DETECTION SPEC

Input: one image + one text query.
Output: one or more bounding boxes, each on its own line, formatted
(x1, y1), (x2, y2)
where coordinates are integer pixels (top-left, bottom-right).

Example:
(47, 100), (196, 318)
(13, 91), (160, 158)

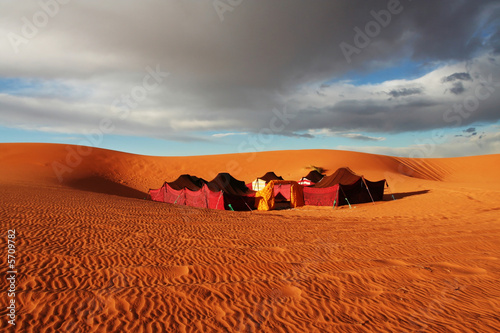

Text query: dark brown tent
(258, 172), (284, 182)
(167, 174), (207, 191)
(313, 167), (386, 206)
(314, 167), (361, 187)
(251, 172), (284, 191)
(302, 170), (324, 183)
(207, 173), (251, 195)
(206, 173), (255, 210)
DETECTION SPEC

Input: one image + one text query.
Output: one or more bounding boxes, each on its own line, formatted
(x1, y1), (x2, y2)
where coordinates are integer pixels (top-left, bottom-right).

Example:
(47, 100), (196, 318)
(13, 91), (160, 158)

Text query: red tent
(149, 174), (206, 205)
(303, 184), (339, 206)
(149, 173), (254, 211)
(149, 187), (164, 202)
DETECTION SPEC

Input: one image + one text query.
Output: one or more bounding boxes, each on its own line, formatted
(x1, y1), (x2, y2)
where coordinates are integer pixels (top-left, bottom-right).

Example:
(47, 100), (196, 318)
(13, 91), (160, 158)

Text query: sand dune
(1, 143), (499, 332)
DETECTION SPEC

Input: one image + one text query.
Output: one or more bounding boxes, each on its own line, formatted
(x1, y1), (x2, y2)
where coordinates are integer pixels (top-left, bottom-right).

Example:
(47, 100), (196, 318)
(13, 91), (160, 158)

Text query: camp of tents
(149, 167), (388, 211)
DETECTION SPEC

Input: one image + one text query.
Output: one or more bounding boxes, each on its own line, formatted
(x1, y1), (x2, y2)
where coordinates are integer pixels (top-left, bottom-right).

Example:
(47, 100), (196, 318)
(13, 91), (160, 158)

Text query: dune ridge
(2, 143), (498, 196)
(1, 143), (499, 332)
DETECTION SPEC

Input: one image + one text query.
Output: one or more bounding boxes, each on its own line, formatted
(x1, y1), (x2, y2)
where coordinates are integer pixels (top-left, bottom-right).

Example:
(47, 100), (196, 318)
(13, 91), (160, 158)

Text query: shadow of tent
(67, 176), (147, 199)
(384, 190), (430, 201)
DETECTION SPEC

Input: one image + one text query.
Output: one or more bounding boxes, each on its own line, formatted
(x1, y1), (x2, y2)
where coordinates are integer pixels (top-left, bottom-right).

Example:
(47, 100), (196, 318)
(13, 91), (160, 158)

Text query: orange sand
(1, 143), (499, 332)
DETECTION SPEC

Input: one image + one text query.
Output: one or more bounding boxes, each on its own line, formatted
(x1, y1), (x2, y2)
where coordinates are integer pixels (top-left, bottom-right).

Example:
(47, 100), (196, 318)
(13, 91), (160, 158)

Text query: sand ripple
(1, 145), (499, 332)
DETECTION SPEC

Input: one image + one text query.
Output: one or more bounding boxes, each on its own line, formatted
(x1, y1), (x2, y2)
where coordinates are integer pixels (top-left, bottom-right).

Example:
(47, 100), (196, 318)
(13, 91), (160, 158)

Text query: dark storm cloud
(3, 1), (498, 88)
(492, 30), (500, 54)
(1, 0), (500, 139)
(283, 100), (445, 134)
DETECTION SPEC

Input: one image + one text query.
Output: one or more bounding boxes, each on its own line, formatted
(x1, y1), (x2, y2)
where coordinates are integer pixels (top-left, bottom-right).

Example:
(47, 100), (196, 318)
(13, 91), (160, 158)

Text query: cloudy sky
(1, 0), (500, 157)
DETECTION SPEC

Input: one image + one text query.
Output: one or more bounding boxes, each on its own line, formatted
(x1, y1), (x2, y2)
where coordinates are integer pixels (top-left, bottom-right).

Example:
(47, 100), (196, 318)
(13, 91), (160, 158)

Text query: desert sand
(1, 142), (499, 332)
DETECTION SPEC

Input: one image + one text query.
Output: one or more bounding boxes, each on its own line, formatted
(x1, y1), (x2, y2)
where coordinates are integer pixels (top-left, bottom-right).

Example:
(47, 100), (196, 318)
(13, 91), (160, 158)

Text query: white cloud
(308, 129), (386, 141)
(212, 132), (248, 138)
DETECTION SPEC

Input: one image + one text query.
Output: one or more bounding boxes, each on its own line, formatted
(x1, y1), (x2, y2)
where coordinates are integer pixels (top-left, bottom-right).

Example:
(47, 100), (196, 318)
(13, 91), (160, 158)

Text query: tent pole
(386, 181), (396, 200)
(216, 190), (223, 209)
(362, 176), (376, 205)
(174, 193), (181, 205)
(333, 186), (339, 209)
(242, 197), (253, 211)
(340, 186), (352, 209)
(204, 185), (209, 208)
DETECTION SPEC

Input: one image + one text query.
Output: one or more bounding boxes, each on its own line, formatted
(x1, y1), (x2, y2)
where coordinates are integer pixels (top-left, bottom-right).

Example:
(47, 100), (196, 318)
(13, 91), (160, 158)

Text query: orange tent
(254, 180), (304, 211)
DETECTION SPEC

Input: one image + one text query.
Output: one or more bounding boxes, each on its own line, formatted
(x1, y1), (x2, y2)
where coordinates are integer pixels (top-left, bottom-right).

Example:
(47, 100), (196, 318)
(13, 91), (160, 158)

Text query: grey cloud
(387, 87), (423, 98)
(337, 130), (500, 158)
(309, 130), (385, 141)
(0, 94), (206, 143)
(456, 127), (478, 137)
(285, 132), (315, 139)
(450, 82), (466, 95)
(340, 133), (385, 141)
(442, 72), (473, 82)
(442, 72), (473, 95)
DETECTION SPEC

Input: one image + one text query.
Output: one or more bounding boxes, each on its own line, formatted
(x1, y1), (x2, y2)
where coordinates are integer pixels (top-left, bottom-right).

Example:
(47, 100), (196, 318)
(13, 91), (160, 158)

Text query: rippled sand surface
(1, 143), (499, 332)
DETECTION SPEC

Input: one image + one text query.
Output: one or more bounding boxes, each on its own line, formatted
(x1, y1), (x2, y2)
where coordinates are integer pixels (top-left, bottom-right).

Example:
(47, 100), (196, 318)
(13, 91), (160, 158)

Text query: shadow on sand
(67, 176), (148, 199)
(384, 190), (430, 201)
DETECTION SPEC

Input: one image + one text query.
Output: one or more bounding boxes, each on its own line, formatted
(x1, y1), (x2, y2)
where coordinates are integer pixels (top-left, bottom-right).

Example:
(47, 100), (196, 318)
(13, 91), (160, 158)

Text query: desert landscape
(1, 142), (499, 332)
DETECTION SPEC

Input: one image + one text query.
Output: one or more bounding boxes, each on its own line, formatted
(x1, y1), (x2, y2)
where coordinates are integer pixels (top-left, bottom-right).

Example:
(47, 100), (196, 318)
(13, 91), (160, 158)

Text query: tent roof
(167, 174), (207, 191)
(314, 167), (362, 188)
(257, 171), (284, 182)
(207, 173), (252, 196)
(302, 170), (324, 183)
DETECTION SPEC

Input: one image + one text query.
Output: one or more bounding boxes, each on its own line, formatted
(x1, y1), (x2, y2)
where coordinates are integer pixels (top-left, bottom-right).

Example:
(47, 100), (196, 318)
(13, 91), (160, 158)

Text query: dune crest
(2, 143), (498, 195)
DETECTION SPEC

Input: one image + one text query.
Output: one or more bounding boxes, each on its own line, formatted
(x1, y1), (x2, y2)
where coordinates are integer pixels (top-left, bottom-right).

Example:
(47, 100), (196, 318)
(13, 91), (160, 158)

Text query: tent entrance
(274, 184), (291, 209)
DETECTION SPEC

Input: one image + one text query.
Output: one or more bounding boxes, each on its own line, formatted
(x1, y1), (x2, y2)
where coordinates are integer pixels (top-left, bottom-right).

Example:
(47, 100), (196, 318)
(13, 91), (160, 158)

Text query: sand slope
(1, 143), (499, 332)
